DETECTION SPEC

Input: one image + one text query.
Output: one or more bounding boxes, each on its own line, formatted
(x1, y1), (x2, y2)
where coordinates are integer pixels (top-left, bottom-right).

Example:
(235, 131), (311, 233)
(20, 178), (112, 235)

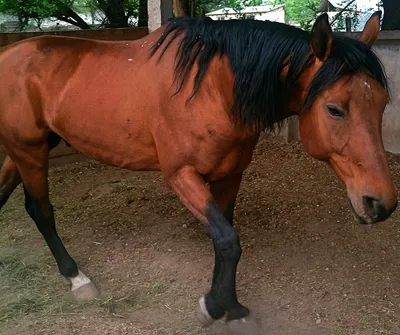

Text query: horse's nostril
(362, 196), (392, 222)
(363, 196), (380, 219)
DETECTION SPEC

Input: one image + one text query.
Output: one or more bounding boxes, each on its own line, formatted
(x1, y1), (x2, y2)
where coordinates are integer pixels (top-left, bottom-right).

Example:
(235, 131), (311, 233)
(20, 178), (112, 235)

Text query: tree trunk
(173, 0), (189, 16)
(190, 0), (195, 17)
(97, 0), (129, 28)
(54, 6), (91, 29)
(138, 0), (148, 27)
(17, 15), (29, 31)
(381, 0), (400, 30)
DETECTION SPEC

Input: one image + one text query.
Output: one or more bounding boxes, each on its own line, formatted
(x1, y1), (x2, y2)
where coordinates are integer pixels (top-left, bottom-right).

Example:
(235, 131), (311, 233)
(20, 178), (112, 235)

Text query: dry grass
(0, 203), (100, 329)
(0, 244), (176, 326)
(0, 247), (67, 324)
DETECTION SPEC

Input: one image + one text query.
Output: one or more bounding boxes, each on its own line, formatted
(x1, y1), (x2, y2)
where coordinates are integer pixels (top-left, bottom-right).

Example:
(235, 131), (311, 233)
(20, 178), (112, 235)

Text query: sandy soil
(1, 136), (400, 335)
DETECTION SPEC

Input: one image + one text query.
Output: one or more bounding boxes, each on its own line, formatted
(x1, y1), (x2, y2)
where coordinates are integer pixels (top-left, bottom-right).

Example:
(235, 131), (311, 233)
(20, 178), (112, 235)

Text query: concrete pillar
(148, 0), (173, 32)
(279, 116), (300, 143)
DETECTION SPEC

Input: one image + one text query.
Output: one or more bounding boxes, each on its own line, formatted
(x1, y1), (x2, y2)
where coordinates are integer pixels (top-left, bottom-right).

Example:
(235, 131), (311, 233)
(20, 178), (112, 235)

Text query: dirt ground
(1, 136), (400, 335)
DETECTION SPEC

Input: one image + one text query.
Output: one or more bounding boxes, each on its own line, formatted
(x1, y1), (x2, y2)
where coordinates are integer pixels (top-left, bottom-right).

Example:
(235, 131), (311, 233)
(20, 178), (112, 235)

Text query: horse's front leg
(167, 167), (249, 326)
(210, 173), (243, 226)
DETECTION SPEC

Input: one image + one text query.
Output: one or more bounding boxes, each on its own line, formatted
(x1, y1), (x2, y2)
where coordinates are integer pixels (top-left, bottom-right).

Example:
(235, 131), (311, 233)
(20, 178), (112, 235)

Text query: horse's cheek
(298, 112), (330, 161)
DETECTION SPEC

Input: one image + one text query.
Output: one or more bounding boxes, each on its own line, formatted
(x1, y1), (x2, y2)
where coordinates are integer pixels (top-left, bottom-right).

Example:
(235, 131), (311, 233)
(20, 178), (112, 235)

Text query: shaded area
(1, 136), (400, 334)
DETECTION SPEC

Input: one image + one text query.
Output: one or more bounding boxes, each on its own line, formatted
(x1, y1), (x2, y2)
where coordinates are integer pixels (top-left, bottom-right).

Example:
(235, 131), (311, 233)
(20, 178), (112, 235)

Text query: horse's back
(0, 28), (255, 178)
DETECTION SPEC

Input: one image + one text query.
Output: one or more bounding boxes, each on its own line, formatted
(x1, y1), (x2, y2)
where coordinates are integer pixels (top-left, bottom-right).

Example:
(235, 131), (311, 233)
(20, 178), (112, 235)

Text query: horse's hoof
(69, 270), (99, 301)
(72, 281), (99, 301)
(196, 296), (215, 327)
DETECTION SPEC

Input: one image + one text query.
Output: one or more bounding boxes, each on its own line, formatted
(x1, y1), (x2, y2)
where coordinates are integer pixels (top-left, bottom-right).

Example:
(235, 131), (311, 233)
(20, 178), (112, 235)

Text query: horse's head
(298, 12), (397, 224)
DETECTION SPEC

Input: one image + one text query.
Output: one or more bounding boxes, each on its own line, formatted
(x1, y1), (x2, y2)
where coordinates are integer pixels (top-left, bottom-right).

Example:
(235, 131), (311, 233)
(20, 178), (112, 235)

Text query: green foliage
(0, 0), (141, 30)
(85, 0), (139, 19)
(286, 0), (320, 30)
(266, 0), (320, 30)
(0, 0), (72, 20)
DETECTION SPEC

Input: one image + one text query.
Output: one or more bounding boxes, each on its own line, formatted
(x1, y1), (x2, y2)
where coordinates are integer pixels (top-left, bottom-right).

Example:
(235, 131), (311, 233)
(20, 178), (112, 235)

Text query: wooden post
(148, 0), (173, 32)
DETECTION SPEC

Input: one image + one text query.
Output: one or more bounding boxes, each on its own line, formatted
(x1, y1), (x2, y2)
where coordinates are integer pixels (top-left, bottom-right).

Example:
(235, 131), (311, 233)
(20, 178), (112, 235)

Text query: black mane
(150, 16), (389, 132)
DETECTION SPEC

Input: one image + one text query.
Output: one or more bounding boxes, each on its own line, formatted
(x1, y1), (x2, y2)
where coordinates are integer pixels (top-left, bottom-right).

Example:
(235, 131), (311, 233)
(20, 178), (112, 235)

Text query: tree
(85, 0), (140, 28)
(0, 0), (91, 30)
(0, 0), (145, 30)
(381, 0), (400, 30)
(173, 0), (188, 16)
(268, 0), (320, 30)
(138, 0), (147, 26)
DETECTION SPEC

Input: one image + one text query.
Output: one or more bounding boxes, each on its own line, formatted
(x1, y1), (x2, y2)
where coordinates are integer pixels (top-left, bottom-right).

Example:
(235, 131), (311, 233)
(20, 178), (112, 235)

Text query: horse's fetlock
(59, 258), (79, 278)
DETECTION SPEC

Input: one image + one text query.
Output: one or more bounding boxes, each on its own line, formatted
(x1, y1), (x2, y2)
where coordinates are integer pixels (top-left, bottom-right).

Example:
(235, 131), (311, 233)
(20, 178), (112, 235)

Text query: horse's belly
(74, 139), (161, 171)
(49, 109), (160, 171)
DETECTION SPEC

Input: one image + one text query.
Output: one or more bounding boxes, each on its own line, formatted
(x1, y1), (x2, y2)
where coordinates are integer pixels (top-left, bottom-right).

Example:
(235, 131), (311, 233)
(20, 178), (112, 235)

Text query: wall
(0, 27), (148, 47)
(280, 31), (400, 154)
(375, 32), (400, 154)
(0, 27), (148, 165)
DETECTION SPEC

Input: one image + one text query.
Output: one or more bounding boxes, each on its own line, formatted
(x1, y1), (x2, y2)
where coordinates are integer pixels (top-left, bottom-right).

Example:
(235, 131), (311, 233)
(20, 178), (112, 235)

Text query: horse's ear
(359, 11), (381, 48)
(311, 13), (333, 62)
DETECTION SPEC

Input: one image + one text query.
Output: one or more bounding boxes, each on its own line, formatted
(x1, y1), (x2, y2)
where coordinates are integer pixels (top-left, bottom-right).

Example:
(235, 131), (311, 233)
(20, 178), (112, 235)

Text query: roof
(324, 0), (345, 7)
(206, 5), (284, 16)
(318, 0), (345, 11)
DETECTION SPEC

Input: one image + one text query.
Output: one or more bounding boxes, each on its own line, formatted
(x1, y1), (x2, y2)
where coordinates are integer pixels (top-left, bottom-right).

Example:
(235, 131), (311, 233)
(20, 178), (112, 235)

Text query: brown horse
(0, 11), (397, 326)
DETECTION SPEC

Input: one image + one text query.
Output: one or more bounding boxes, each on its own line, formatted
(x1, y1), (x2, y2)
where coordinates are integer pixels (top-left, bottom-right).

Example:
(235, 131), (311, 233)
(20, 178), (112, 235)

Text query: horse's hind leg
(0, 156), (22, 210)
(11, 141), (99, 301)
(0, 132), (63, 210)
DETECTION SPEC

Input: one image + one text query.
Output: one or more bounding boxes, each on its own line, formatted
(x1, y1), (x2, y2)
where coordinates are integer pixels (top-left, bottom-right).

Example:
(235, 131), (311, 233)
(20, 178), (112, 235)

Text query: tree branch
(330, 0), (357, 25)
(54, 5), (91, 29)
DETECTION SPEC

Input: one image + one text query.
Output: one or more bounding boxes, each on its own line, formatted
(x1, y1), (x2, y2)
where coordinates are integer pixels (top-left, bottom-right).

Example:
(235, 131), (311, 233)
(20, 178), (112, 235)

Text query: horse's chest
(198, 137), (259, 181)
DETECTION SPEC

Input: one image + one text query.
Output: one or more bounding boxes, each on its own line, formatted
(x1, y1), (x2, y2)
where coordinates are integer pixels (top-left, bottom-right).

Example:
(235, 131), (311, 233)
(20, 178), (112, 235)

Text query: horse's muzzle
(348, 197), (398, 224)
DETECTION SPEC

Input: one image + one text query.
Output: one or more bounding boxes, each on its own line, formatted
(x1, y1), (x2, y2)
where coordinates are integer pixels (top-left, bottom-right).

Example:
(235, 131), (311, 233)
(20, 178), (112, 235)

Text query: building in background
(206, 4), (285, 23)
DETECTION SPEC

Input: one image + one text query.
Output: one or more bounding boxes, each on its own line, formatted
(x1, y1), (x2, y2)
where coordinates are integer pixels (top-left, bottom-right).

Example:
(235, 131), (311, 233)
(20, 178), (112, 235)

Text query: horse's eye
(327, 105), (345, 119)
